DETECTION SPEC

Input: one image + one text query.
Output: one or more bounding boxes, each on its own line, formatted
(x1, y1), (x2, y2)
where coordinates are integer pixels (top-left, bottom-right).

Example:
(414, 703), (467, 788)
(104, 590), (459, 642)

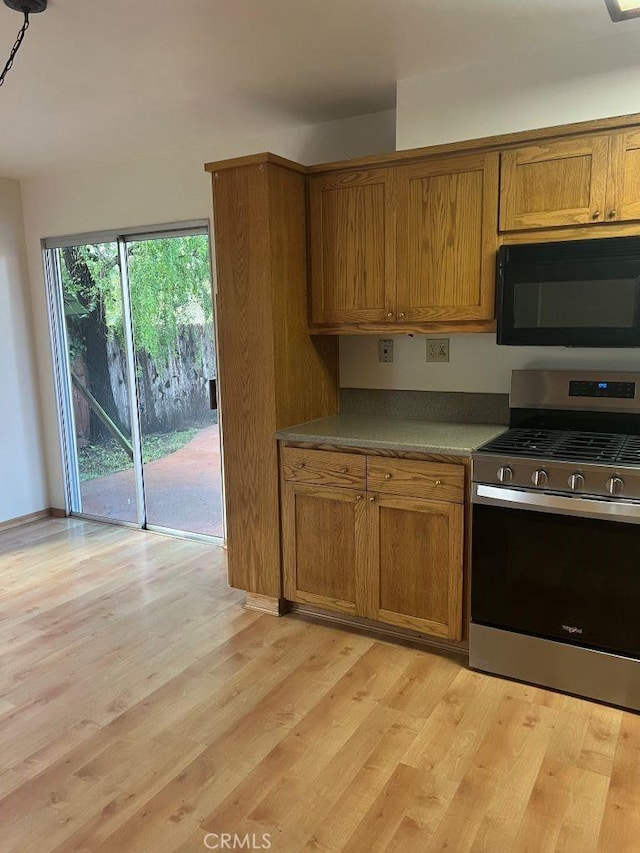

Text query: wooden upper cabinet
(308, 168), (396, 325)
(396, 153), (499, 322)
(607, 130), (640, 223)
(499, 136), (609, 231)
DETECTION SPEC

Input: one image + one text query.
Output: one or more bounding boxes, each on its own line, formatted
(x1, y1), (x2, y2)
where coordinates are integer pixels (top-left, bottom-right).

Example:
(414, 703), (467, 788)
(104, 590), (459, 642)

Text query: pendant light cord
(0, 10), (29, 89)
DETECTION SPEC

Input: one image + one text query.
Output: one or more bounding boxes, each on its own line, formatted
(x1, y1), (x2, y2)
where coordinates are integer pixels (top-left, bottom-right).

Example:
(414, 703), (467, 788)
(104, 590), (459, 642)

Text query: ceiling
(0, 0), (638, 177)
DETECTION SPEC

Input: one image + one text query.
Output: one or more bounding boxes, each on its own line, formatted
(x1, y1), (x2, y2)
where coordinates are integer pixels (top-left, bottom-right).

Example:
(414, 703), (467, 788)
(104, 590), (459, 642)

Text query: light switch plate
(378, 339), (394, 363)
(426, 338), (450, 363)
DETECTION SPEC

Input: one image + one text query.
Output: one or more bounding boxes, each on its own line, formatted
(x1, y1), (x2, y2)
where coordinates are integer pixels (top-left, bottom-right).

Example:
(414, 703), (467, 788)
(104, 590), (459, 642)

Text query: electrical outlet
(378, 339), (394, 363)
(426, 338), (450, 363)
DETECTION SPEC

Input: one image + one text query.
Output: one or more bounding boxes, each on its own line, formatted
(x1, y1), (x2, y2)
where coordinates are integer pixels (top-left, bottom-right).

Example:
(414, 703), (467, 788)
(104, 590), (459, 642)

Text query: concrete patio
(80, 425), (224, 537)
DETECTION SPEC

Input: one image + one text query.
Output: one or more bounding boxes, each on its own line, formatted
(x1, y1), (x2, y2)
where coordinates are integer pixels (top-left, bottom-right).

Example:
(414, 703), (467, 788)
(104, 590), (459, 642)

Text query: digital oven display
(569, 380), (636, 399)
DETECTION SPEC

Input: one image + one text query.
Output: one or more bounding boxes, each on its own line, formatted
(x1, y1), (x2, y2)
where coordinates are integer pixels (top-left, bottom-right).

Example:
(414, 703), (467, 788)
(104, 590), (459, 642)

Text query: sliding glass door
(45, 224), (223, 540)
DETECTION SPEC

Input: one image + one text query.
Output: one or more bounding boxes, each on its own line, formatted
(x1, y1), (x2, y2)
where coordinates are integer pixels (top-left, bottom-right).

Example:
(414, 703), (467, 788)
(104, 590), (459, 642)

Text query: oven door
(472, 484), (640, 658)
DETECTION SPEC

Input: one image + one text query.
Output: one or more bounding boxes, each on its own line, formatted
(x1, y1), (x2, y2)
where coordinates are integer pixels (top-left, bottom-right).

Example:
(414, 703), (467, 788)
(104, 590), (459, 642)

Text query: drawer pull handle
(384, 473), (391, 480)
(340, 467), (348, 474)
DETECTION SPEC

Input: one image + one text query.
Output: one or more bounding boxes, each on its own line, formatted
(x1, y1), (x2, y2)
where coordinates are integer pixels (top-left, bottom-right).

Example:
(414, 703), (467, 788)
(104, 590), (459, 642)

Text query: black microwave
(496, 237), (640, 347)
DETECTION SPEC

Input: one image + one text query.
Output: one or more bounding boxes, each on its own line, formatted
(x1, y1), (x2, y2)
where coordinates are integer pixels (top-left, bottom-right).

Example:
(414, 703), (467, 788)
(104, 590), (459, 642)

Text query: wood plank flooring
(1, 518), (639, 852)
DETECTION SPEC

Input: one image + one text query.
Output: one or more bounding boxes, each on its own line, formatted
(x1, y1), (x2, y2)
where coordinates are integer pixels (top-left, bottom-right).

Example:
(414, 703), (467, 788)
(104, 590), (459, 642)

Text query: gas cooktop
(472, 370), (640, 501)
(477, 427), (640, 466)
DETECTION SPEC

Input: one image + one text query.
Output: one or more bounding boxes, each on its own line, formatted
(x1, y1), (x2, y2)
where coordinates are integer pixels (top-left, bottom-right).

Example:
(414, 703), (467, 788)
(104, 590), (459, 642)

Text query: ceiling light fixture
(0, 0), (47, 89)
(605, 0), (640, 21)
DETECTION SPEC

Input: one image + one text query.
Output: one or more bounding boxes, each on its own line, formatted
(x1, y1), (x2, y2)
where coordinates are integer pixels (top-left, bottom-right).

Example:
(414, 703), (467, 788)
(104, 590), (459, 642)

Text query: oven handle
(473, 483), (640, 525)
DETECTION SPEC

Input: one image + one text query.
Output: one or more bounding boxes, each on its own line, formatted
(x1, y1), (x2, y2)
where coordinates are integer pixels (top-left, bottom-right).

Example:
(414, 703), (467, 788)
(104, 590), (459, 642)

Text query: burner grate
(617, 436), (640, 465)
(478, 428), (639, 464)
(478, 429), (564, 457)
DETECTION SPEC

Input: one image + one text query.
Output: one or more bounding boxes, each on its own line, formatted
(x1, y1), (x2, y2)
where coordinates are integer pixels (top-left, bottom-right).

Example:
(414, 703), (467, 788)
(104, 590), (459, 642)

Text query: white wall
(396, 28), (640, 150)
(0, 179), (48, 522)
(20, 109), (396, 508)
(340, 29), (640, 395)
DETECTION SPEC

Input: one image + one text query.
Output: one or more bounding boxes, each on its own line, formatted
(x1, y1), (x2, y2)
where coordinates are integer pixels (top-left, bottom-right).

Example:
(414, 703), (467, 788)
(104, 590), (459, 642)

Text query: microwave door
(496, 238), (640, 347)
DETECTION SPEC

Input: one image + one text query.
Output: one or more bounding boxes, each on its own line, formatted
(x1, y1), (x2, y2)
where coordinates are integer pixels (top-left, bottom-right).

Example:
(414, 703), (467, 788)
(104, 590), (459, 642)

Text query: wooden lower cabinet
(369, 494), (463, 640)
(282, 483), (369, 615)
(281, 452), (465, 642)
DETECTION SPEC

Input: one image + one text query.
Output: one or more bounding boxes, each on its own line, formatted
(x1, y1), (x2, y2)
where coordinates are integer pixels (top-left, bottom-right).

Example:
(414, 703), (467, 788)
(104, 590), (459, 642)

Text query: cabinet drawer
(366, 458), (464, 503)
(281, 447), (366, 489)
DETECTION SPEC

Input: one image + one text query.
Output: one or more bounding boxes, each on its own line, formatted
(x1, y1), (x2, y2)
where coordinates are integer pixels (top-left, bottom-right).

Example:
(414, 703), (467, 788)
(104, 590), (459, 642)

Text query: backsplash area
(339, 388), (509, 425)
(339, 334), (640, 396)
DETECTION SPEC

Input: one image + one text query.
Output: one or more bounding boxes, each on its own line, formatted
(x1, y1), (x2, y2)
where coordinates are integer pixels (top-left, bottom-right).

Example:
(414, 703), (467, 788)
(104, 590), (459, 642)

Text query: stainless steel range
(470, 369), (640, 711)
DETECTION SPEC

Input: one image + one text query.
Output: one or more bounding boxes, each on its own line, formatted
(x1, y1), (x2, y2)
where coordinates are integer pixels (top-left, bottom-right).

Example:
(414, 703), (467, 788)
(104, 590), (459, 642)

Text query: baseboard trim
(49, 507), (67, 518)
(289, 602), (469, 658)
(245, 593), (288, 616)
(0, 509), (54, 532)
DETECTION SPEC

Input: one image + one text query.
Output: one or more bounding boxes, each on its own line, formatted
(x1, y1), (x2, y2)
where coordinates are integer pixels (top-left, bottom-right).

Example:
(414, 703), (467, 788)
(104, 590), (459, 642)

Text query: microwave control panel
(569, 380), (636, 399)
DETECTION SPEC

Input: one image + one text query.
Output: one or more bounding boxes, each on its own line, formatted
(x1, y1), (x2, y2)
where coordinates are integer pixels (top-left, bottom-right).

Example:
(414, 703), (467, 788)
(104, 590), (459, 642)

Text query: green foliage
(128, 236), (212, 361)
(60, 235), (212, 362)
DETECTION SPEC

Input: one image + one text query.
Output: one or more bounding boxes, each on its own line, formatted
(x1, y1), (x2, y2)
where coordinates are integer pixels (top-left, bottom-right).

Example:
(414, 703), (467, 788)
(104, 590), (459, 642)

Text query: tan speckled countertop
(276, 415), (506, 456)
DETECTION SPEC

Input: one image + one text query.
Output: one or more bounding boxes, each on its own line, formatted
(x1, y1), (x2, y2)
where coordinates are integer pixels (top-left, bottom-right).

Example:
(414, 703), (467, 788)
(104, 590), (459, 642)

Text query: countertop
(276, 415), (506, 457)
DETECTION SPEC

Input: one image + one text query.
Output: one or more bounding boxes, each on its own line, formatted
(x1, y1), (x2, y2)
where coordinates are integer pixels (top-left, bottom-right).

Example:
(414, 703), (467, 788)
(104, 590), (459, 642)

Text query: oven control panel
(569, 380), (636, 399)
(472, 454), (640, 501)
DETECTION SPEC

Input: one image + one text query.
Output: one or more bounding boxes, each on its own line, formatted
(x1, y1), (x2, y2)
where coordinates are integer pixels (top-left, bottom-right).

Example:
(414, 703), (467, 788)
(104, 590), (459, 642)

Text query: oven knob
(532, 469), (548, 487)
(568, 473), (585, 491)
(606, 476), (624, 495)
(497, 466), (513, 483)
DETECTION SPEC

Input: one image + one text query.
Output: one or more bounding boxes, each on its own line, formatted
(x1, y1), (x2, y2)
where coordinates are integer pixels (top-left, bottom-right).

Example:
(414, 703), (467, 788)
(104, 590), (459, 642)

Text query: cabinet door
(607, 130), (640, 222)
(281, 482), (368, 615)
(308, 169), (397, 326)
(499, 136), (609, 231)
(396, 153), (499, 323)
(367, 494), (463, 640)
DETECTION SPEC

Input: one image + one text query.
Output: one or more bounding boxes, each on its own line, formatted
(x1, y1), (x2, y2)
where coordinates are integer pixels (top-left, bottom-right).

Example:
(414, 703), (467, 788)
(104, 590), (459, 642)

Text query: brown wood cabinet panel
(282, 482), (368, 615)
(211, 166), (280, 596)
(280, 445), (466, 640)
(268, 166), (338, 429)
(366, 457), (464, 503)
(396, 153), (499, 322)
(608, 130), (640, 223)
(309, 168), (397, 325)
(369, 494), (463, 640)
(209, 161), (337, 598)
(500, 136), (609, 231)
(281, 447), (366, 489)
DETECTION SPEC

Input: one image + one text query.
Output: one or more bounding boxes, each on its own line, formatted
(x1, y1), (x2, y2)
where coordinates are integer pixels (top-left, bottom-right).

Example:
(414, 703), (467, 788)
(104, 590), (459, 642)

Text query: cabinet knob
(435, 479), (442, 485)
(386, 312), (393, 318)
(398, 312), (406, 319)
(355, 494), (363, 501)
(608, 209), (617, 219)
(369, 496), (376, 502)
(592, 210), (601, 220)
(340, 467), (348, 473)
(297, 462), (305, 469)
(384, 473), (391, 480)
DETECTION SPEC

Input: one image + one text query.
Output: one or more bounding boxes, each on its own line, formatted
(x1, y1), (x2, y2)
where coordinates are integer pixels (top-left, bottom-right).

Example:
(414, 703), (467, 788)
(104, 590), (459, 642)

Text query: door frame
(43, 220), (225, 544)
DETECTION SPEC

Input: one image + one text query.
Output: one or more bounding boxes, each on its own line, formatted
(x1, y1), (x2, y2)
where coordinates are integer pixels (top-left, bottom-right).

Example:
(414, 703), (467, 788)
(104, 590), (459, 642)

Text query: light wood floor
(1, 519), (639, 853)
